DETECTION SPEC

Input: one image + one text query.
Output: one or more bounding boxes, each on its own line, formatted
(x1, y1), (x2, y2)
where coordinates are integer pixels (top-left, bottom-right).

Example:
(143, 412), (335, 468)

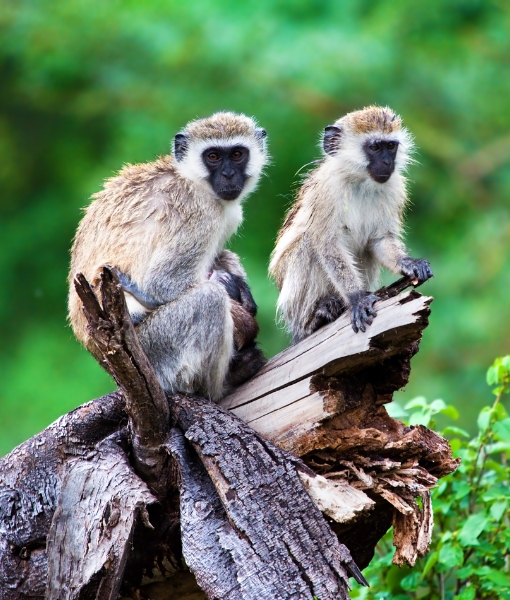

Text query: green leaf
(477, 406), (492, 432)
(455, 586), (476, 600)
(385, 400), (408, 419)
(408, 410), (431, 427)
(490, 500), (508, 521)
(494, 418), (510, 442)
(453, 481), (471, 500)
(440, 405), (460, 420)
(438, 543), (464, 569)
(449, 438), (462, 453)
(399, 572), (420, 591)
(458, 513), (488, 547)
(429, 398), (447, 413)
(494, 403), (508, 420)
(486, 441), (510, 455)
(442, 425), (469, 438)
(421, 550), (438, 578)
(456, 565), (475, 579)
(478, 568), (510, 587)
(502, 356), (510, 371)
(487, 365), (499, 386)
(404, 396), (428, 410)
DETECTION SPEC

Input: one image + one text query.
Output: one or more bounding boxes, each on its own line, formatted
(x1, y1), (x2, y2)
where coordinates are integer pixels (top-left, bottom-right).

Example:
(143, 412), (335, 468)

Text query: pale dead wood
(222, 288), (431, 451)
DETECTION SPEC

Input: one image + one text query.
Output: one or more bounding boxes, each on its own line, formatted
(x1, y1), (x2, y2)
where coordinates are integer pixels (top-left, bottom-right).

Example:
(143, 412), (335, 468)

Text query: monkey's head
(322, 106), (414, 184)
(173, 112), (268, 201)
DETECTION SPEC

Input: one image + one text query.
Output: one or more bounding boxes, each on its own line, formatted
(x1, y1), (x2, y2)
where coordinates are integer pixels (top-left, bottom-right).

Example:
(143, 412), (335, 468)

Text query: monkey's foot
(307, 295), (347, 334)
(398, 257), (433, 286)
(348, 291), (378, 334)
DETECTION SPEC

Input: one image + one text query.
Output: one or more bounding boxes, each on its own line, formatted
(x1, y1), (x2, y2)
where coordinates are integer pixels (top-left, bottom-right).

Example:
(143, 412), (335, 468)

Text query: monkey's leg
(305, 295), (347, 335)
(319, 251), (378, 334)
(135, 282), (234, 401)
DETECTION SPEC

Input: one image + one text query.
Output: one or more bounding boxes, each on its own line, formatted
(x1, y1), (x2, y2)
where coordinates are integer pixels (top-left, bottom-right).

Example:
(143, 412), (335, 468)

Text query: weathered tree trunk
(0, 271), (458, 599)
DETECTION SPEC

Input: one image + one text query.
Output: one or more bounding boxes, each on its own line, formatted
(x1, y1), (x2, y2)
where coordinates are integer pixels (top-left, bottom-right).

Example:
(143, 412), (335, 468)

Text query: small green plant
(350, 356), (510, 600)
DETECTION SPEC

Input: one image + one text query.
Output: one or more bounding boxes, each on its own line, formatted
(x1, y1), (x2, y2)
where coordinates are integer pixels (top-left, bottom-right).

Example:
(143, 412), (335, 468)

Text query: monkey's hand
(230, 300), (259, 350)
(210, 269), (258, 316)
(306, 295), (346, 334)
(347, 291), (379, 334)
(108, 265), (162, 326)
(398, 257), (433, 286)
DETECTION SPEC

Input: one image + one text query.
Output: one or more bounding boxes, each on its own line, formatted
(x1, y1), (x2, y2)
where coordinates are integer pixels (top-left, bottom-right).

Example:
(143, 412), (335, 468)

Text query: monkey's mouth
(217, 188), (242, 201)
(370, 172), (392, 184)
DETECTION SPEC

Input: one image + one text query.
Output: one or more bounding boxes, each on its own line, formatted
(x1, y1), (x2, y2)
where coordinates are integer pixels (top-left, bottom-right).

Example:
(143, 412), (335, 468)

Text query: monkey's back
(68, 156), (230, 350)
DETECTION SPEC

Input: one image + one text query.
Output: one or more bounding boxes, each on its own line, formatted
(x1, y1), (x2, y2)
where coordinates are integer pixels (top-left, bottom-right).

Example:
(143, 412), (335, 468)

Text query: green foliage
(1, 0), (510, 454)
(351, 356), (510, 599)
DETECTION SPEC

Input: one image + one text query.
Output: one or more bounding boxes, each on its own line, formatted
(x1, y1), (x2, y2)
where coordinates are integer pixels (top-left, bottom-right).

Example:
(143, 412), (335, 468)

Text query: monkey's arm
(318, 247), (378, 334)
(111, 267), (162, 326)
(372, 236), (433, 285)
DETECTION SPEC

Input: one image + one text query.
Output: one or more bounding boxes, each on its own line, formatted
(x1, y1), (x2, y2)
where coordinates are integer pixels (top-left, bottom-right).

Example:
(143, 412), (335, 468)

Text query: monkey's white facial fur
(333, 130), (414, 179)
(322, 106), (415, 184)
(173, 113), (268, 202)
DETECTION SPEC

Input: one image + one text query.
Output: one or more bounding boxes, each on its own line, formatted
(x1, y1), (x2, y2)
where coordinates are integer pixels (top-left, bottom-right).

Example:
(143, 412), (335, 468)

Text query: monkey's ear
(323, 125), (342, 156)
(255, 128), (267, 142)
(173, 133), (189, 161)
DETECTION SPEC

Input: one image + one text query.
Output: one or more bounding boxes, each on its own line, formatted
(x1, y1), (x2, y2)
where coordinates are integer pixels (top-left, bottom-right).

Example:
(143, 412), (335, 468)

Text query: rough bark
(46, 435), (156, 600)
(74, 267), (172, 497)
(0, 273), (458, 599)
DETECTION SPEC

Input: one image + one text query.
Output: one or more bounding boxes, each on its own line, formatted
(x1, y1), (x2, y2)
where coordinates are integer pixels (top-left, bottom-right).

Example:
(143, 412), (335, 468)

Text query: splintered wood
(222, 289), (459, 568)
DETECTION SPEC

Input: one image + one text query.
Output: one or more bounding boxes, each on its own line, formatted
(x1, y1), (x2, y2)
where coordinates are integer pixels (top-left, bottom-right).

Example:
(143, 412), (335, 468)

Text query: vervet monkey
(269, 106), (432, 343)
(69, 112), (268, 400)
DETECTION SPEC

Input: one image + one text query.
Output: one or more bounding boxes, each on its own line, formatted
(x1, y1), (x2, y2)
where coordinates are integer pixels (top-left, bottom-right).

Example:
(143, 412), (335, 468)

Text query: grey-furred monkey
(269, 106), (432, 343)
(69, 111), (268, 401)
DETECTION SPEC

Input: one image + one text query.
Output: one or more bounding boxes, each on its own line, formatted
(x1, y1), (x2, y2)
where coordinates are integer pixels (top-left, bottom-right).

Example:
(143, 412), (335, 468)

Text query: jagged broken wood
(0, 271), (458, 599)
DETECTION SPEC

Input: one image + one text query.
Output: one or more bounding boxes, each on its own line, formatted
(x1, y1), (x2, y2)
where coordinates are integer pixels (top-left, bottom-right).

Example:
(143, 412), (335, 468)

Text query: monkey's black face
(202, 146), (250, 200)
(364, 140), (399, 184)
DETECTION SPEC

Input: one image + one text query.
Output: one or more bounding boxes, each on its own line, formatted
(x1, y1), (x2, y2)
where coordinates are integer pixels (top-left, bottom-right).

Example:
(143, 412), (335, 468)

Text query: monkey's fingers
(417, 261), (433, 284)
(351, 308), (366, 334)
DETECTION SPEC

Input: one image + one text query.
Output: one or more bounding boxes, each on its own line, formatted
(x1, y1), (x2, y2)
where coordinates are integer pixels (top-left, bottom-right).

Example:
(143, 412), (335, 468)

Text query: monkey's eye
(231, 150), (243, 161)
(368, 143), (380, 152)
(207, 152), (220, 162)
(387, 142), (396, 150)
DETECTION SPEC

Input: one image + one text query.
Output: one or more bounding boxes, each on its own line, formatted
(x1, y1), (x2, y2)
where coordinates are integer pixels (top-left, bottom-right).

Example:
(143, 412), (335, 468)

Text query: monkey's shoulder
(83, 156), (198, 222)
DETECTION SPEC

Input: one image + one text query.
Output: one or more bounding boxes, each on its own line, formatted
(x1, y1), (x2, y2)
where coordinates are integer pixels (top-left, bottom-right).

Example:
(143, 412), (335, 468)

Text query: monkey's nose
(222, 167), (235, 178)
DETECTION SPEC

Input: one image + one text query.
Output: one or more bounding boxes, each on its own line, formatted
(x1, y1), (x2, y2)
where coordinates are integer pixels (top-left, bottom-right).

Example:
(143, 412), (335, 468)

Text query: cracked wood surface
(221, 289), (432, 453)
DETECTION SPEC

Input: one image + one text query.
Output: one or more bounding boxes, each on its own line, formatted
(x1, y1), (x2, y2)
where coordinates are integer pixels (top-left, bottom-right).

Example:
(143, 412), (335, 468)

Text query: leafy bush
(351, 356), (510, 600)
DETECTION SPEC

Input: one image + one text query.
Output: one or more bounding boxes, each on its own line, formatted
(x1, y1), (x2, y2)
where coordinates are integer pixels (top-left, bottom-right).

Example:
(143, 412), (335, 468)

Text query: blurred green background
(1, 0), (509, 457)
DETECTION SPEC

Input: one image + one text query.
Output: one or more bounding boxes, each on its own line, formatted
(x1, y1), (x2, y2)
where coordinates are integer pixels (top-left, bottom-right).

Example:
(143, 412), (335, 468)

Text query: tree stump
(0, 270), (458, 599)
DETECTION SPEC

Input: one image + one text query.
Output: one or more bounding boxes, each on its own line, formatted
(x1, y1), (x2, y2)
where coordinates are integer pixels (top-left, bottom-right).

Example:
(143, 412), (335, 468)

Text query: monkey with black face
(69, 112), (268, 400)
(269, 106), (432, 343)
